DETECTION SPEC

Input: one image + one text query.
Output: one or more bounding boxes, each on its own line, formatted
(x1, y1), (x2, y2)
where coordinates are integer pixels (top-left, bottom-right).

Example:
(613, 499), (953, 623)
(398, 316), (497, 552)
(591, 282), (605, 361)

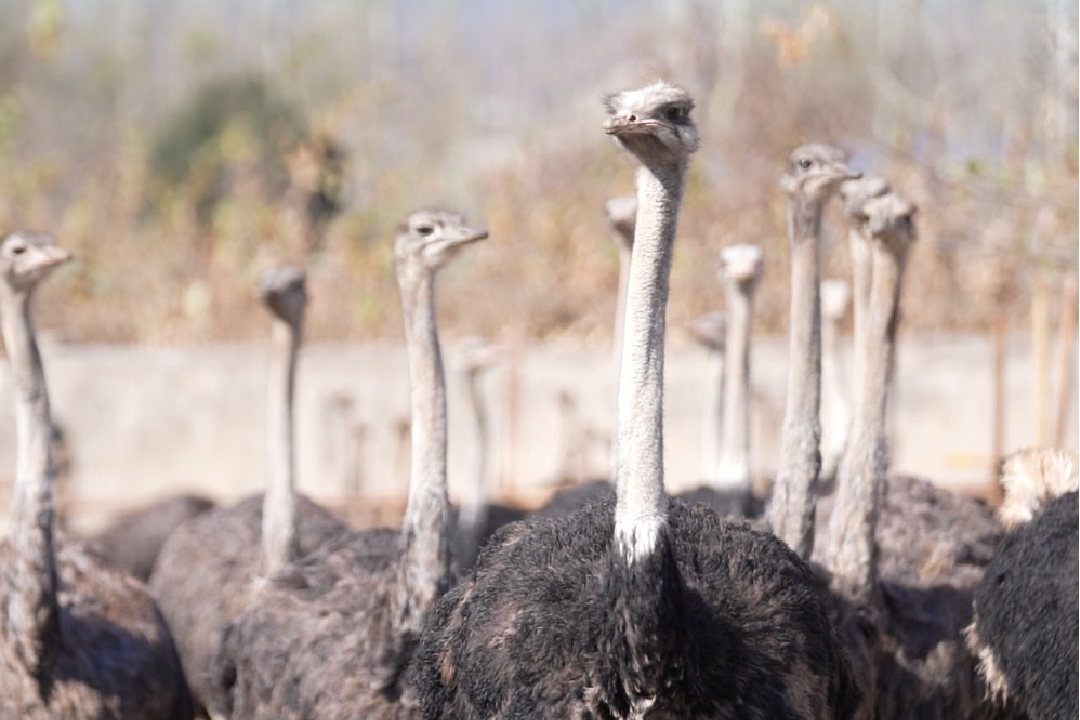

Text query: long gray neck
(700, 349), (723, 482)
(456, 366), (489, 571)
(716, 282), (753, 491)
(821, 305), (850, 480)
(261, 316), (300, 577)
(397, 271), (450, 630)
(768, 198), (823, 559)
(824, 235), (908, 601)
(614, 162), (684, 563)
(2, 285), (61, 674)
(609, 238), (633, 480)
(848, 226), (871, 421)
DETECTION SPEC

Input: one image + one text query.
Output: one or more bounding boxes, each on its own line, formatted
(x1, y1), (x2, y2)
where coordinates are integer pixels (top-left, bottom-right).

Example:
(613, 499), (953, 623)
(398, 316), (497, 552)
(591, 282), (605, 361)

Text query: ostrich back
(91, 494), (215, 582)
(148, 493), (346, 716)
(417, 496), (861, 720)
(213, 526), (419, 720)
(531, 479), (613, 519)
(0, 534), (194, 720)
(815, 474), (1009, 720)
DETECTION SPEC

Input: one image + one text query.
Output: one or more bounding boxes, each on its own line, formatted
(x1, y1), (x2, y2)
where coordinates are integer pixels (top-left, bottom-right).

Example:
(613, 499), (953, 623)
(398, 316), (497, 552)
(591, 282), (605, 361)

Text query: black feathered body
(417, 496), (860, 720)
(148, 493), (346, 716)
(90, 494), (215, 582)
(969, 491), (1078, 720)
(816, 474), (1010, 720)
(0, 534), (194, 720)
(213, 527), (420, 720)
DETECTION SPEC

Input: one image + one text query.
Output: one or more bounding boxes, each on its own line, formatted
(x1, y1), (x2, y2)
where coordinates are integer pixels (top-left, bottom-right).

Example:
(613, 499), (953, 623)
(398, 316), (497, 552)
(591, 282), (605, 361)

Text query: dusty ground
(0, 334), (1074, 535)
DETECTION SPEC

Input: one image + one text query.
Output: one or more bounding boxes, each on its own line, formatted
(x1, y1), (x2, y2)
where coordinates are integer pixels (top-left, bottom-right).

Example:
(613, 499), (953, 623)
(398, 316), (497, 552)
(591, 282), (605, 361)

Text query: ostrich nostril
(628, 114), (637, 122)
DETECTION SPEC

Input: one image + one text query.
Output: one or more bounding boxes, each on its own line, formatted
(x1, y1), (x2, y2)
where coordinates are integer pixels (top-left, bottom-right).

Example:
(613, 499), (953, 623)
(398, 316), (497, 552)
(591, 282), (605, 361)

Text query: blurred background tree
(0, 0), (1072, 345)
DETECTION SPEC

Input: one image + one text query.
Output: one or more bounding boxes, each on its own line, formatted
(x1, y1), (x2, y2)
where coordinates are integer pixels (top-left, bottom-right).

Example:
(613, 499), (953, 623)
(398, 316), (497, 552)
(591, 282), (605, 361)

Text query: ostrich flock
(0, 81), (1076, 720)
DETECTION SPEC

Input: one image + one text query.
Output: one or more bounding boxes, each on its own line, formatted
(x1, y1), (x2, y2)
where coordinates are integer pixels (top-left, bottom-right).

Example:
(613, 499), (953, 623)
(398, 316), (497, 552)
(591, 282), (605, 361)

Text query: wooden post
(1033, 271), (1051, 444)
(1053, 271), (1078, 447)
(988, 261), (1009, 504)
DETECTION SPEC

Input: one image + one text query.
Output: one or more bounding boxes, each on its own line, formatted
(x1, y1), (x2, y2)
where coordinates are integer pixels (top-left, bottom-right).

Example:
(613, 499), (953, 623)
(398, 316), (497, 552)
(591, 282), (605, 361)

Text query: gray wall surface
(0, 336), (1074, 535)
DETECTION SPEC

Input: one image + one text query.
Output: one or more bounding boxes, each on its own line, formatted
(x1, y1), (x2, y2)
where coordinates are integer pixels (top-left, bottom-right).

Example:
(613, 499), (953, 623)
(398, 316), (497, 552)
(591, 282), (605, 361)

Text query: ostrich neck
(848, 227), (871, 409)
(825, 238), (907, 601)
(614, 162), (684, 563)
(700, 350), (723, 483)
(717, 282), (753, 491)
(609, 239), (633, 480)
(456, 367), (489, 569)
(261, 317), (299, 577)
(821, 307), (850, 463)
(768, 198), (824, 559)
(1, 286), (61, 671)
(398, 272), (450, 625)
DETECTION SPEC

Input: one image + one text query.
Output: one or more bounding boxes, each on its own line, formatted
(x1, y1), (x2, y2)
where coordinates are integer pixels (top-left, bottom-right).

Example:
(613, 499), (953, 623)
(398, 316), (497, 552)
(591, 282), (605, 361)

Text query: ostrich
(213, 210), (488, 719)
(687, 310), (726, 483)
(677, 244), (767, 519)
(414, 82), (860, 720)
(89, 493), (216, 581)
(819, 279), (851, 489)
(964, 448), (1077, 720)
(452, 336), (525, 572)
(714, 244), (763, 503)
(0, 232), (194, 719)
(812, 191), (1010, 720)
(533, 197), (641, 519)
(149, 267), (346, 716)
(766, 144), (860, 560)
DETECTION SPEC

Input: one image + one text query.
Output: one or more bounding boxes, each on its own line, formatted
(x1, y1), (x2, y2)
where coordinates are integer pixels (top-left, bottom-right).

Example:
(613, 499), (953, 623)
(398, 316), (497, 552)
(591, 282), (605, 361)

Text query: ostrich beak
(38, 245), (72, 269)
(446, 228), (489, 249)
(603, 113), (663, 136)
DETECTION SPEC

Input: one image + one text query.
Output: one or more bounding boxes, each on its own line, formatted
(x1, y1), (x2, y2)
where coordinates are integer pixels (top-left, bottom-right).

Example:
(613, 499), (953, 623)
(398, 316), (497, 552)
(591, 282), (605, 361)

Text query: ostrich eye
(665, 106), (685, 123)
(417, 225), (434, 237)
(798, 158), (814, 170)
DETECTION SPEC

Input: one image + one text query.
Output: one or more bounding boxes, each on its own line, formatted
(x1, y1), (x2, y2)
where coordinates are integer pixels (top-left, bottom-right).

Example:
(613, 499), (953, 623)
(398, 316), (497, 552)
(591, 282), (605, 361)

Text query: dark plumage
(148, 494), (346, 715)
(0, 535), (196, 719)
(531, 479), (613, 519)
(968, 491), (1078, 720)
(212, 526), (417, 720)
(90, 494), (215, 582)
(815, 474), (1007, 720)
(416, 495), (860, 719)
(675, 486), (764, 519)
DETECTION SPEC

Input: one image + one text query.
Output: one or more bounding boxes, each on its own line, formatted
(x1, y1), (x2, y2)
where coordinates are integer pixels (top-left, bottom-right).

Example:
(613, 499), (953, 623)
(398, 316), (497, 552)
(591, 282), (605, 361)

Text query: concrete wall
(0, 336), (1074, 534)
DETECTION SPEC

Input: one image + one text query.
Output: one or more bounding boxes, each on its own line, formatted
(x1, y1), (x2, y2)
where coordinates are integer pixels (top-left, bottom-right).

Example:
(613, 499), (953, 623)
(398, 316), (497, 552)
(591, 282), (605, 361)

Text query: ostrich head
(395, 210), (488, 287)
(820, 279), (851, 321)
(860, 192), (918, 241)
(687, 311), (726, 353)
(456, 335), (504, 376)
(604, 196), (637, 249)
(0, 232), (70, 292)
(720, 243), (765, 291)
(781, 144), (861, 203)
(998, 447), (1079, 530)
(602, 81), (699, 164)
(839, 174), (890, 220)
(259, 267), (307, 327)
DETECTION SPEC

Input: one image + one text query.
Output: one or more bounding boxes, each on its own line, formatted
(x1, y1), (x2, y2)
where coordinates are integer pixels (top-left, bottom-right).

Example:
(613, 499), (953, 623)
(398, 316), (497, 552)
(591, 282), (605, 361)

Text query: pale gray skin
(0, 232), (194, 720)
(767, 144), (860, 561)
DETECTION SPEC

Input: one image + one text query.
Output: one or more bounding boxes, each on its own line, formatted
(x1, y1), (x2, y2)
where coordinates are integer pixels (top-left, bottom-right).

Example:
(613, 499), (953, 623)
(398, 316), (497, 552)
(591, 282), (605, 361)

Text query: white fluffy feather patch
(615, 513), (667, 564)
